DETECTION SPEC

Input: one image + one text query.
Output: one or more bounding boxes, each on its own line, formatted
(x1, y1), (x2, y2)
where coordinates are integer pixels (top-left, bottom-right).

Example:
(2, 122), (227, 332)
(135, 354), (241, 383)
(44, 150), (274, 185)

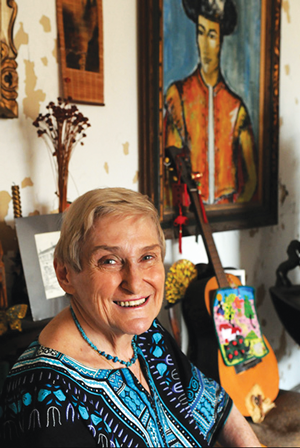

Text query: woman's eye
(104, 259), (116, 264)
(142, 254), (154, 261)
(98, 258), (117, 266)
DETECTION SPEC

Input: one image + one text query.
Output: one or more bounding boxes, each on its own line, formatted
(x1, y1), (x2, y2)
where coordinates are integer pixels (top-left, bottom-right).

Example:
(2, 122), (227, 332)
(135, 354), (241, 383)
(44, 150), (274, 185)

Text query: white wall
(1, 0), (300, 390)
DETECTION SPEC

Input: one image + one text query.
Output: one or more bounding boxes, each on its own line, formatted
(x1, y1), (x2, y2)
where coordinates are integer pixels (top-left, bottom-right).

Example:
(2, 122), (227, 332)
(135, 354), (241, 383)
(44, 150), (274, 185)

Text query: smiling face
(197, 15), (221, 86)
(56, 213), (165, 342)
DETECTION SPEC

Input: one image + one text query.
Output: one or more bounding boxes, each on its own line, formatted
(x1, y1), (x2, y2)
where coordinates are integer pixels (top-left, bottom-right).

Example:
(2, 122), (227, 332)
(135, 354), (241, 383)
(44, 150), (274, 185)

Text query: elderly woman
(0, 188), (260, 447)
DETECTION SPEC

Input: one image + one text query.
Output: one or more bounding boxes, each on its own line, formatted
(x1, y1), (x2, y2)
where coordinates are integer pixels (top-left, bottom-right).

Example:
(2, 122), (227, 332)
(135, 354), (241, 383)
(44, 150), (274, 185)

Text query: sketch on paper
(34, 231), (64, 300)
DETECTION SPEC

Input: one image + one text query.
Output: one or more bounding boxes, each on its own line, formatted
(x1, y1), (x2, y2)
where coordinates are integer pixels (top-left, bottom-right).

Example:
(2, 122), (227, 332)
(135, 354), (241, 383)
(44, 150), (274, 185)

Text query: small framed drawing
(15, 214), (69, 321)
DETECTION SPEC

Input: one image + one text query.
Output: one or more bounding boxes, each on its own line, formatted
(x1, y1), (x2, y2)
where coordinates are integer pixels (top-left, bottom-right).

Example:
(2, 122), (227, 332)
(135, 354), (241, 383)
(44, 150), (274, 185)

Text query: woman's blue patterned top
(0, 319), (232, 447)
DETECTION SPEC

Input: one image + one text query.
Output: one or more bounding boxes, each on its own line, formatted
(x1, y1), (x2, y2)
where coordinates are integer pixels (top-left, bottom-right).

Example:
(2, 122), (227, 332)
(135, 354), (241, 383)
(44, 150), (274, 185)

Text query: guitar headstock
(165, 146), (197, 192)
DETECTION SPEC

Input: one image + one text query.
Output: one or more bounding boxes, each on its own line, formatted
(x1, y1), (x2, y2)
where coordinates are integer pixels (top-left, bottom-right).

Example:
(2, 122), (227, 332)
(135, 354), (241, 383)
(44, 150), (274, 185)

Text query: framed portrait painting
(56, 0), (104, 105)
(138, 0), (281, 237)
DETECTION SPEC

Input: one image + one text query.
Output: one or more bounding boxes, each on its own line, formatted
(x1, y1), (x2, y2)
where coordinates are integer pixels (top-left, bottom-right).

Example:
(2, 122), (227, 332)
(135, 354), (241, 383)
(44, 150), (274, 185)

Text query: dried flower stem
(33, 97), (91, 211)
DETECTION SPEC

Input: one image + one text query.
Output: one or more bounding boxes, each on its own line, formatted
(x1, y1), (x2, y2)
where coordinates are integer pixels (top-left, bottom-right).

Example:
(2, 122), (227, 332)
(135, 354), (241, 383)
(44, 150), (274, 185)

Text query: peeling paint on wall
(0, 191), (11, 221)
(52, 39), (58, 62)
(40, 15), (51, 33)
(14, 22), (29, 51)
(133, 171), (138, 184)
(28, 210), (40, 216)
(282, 0), (291, 23)
(123, 142), (129, 155)
(21, 178), (34, 188)
(41, 57), (48, 66)
(104, 162), (109, 174)
(279, 180), (289, 205)
(23, 60), (46, 120)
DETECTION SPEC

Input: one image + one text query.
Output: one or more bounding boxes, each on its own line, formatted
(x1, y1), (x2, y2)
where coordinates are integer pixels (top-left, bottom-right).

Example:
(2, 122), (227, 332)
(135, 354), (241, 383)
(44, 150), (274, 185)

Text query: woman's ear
(54, 259), (76, 295)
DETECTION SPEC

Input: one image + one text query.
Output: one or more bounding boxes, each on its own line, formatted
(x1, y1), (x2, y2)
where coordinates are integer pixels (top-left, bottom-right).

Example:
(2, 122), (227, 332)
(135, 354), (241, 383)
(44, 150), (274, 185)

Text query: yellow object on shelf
(0, 304), (28, 336)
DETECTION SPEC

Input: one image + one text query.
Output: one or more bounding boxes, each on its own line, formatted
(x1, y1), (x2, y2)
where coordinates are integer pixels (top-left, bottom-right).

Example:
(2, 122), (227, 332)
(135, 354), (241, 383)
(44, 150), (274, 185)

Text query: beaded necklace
(70, 305), (138, 367)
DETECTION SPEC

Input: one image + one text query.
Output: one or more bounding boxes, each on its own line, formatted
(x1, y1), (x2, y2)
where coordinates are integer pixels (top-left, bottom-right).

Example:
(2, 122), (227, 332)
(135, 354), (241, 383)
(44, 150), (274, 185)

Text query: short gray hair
(54, 187), (166, 271)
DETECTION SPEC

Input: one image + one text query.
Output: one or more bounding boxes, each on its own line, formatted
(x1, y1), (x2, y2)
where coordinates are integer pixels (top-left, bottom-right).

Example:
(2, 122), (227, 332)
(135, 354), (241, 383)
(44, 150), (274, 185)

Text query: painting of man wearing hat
(164, 0), (258, 205)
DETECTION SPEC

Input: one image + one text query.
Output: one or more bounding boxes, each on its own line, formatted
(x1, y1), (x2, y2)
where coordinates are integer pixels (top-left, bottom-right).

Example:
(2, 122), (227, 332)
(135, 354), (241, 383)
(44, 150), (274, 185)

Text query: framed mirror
(0, 0), (18, 118)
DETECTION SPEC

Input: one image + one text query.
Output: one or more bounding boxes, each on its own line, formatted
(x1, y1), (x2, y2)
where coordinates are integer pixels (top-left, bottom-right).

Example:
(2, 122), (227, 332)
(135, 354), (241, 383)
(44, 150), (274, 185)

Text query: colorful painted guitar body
(166, 146), (279, 417)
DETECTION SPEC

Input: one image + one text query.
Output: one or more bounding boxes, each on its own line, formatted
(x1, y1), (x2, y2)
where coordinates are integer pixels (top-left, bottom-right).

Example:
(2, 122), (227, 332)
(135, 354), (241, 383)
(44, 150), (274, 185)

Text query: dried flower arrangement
(33, 97), (91, 212)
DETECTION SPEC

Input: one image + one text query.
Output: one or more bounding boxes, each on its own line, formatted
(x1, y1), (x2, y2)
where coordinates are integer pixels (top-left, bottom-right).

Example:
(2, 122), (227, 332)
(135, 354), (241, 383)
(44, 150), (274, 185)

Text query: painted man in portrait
(164, 0), (258, 205)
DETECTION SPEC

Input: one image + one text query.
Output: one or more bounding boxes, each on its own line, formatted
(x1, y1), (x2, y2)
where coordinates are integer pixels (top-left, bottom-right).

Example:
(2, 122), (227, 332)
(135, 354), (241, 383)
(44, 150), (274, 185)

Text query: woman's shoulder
(138, 319), (183, 361)
(38, 306), (74, 352)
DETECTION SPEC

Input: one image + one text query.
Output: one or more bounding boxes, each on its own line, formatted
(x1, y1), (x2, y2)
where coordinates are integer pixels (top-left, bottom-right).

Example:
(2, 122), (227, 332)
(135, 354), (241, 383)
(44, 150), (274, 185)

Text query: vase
(57, 159), (69, 213)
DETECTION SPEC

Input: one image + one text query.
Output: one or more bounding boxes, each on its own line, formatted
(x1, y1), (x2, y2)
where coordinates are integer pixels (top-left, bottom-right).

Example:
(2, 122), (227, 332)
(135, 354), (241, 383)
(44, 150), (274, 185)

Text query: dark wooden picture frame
(56, 0), (104, 105)
(0, 0), (18, 118)
(138, 0), (281, 238)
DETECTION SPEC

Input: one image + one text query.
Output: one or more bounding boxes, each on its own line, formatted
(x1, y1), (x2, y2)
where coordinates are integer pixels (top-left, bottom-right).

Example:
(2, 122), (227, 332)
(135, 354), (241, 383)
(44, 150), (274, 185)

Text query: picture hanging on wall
(56, 0), (104, 105)
(15, 214), (68, 322)
(138, 0), (281, 236)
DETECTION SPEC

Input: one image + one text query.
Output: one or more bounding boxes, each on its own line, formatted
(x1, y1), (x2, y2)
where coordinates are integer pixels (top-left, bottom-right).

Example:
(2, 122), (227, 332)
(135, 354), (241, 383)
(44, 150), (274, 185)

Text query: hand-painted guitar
(165, 146), (279, 419)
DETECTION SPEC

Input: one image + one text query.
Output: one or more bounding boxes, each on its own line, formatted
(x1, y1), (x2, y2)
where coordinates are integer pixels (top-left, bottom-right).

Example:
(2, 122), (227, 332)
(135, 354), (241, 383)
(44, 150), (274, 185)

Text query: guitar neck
(189, 190), (229, 289)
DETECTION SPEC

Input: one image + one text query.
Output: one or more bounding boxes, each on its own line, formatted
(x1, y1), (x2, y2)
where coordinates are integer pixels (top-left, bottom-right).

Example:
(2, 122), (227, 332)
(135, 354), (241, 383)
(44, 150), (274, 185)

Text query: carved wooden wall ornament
(0, 0), (18, 118)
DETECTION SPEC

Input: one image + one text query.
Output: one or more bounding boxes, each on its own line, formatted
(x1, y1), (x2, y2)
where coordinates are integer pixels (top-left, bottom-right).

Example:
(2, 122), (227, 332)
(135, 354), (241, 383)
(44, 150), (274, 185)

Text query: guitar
(166, 146), (279, 418)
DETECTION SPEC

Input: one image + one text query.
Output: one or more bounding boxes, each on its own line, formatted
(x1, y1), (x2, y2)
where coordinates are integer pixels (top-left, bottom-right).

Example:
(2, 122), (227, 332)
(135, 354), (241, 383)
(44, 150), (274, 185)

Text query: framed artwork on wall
(138, 0), (281, 238)
(56, 0), (104, 105)
(15, 214), (68, 321)
(0, 0), (18, 118)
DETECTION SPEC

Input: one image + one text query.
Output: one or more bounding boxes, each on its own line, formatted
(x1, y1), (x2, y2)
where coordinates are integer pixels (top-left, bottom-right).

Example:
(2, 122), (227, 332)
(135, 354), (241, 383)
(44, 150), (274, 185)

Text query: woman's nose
(120, 263), (143, 294)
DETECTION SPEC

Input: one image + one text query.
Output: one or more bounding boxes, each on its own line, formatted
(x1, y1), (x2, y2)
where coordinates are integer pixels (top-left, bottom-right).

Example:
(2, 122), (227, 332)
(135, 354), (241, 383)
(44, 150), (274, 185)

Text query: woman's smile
(114, 297), (149, 307)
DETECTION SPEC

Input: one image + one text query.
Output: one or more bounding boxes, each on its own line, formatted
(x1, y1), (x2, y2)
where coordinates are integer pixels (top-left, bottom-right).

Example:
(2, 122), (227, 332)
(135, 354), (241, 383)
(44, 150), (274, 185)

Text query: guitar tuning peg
(191, 172), (203, 182)
(191, 172), (203, 194)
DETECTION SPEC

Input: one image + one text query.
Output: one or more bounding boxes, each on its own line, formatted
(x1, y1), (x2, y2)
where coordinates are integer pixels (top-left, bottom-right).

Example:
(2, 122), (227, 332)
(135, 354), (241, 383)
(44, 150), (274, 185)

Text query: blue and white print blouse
(0, 319), (232, 447)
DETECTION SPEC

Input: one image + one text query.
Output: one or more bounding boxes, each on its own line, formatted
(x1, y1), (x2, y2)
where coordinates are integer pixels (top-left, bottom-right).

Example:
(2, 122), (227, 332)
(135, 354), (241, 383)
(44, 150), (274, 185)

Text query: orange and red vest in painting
(164, 66), (257, 204)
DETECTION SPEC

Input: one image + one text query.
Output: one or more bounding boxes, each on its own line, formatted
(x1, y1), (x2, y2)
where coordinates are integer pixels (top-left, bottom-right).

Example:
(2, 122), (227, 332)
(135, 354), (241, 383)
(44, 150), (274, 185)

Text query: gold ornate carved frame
(0, 0), (18, 118)
(138, 0), (281, 237)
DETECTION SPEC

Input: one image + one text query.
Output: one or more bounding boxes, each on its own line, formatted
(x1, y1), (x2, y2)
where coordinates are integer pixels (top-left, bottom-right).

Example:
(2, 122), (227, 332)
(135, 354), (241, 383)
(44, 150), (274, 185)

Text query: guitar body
(205, 276), (279, 417)
(166, 146), (279, 418)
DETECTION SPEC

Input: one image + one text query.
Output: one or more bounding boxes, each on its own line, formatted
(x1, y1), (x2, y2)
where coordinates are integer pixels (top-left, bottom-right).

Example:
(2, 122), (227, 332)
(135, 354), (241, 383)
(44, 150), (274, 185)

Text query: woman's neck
(69, 300), (137, 367)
